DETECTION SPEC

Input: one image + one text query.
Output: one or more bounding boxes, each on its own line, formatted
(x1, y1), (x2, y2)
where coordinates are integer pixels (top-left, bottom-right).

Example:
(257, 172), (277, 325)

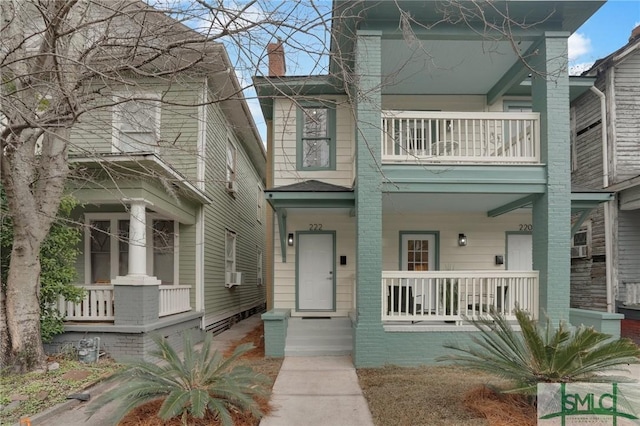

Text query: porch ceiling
(382, 192), (526, 214)
(380, 39), (534, 95)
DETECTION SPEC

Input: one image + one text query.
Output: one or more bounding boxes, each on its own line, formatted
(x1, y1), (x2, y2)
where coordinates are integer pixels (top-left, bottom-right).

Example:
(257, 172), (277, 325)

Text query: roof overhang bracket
(487, 194), (537, 217)
(276, 208), (288, 263)
(571, 209), (593, 237)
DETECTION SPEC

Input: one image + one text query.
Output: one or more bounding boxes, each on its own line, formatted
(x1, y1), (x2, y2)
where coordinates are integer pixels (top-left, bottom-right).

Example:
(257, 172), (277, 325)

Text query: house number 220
(519, 224), (533, 231)
(309, 224), (323, 231)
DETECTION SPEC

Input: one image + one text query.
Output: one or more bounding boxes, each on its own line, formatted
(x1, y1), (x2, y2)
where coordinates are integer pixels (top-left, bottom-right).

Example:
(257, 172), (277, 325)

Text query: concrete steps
(285, 317), (353, 356)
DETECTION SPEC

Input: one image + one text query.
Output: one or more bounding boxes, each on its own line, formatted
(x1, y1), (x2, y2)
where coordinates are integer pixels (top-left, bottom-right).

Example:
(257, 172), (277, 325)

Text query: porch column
(353, 30), (385, 366)
(530, 32), (571, 323)
(112, 198), (161, 326)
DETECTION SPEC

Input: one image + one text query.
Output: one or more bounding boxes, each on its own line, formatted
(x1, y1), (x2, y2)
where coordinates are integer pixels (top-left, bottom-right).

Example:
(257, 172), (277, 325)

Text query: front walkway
(260, 356), (374, 426)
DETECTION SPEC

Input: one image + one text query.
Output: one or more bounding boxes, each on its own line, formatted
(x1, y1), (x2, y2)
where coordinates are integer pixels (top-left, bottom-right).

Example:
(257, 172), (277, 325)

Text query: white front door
(298, 233), (334, 310)
(401, 233), (436, 311)
(507, 233), (533, 270)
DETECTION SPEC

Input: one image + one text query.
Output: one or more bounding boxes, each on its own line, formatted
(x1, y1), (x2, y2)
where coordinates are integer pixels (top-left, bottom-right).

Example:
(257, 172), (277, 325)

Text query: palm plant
(438, 308), (640, 395)
(88, 332), (270, 426)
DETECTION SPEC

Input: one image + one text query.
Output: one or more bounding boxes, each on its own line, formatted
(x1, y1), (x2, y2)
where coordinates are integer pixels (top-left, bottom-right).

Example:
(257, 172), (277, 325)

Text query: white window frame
(226, 139), (237, 191)
(571, 221), (591, 259)
(112, 92), (161, 153)
(570, 106), (577, 172)
(257, 248), (263, 286)
(225, 229), (237, 274)
(84, 213), (178, 284)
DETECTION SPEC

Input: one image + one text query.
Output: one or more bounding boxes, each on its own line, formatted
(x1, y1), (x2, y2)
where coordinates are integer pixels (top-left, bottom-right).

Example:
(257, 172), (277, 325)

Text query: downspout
(589, 85), (614, 313)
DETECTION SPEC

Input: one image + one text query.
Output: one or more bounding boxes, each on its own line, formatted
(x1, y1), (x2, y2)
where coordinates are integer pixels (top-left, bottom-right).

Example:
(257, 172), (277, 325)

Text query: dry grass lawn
(358, 366), (535, 426)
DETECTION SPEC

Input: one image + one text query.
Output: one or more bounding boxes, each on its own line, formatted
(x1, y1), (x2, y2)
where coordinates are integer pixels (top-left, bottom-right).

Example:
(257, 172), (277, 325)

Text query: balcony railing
(159, 285), (192, 317)
(381, 111), (540, 164)
(58, 284), (192, 321)
(382, 271), (539, 323)
(58, 285), (115, 321)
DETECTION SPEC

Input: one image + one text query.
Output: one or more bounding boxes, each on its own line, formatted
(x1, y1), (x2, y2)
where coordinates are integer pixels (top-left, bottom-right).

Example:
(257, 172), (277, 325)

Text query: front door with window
(298, 233), (334, 311)
(401, 233), (436, 312)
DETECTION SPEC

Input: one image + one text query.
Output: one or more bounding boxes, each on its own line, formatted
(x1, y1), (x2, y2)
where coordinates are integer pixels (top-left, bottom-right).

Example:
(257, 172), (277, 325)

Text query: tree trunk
(4, 238), (46, 372)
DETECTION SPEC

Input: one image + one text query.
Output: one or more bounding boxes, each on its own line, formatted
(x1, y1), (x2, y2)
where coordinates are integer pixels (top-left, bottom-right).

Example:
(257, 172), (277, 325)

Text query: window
(85, 214), (176, 284)
(112, 94), (160, 153)
(226, 140), (237, 191)
(257, 184), (263, 222)
(297, 103), (336, 170)
(571, 222), (590, 259)
(257, 249), (263, 286)
(225, 230), (237, 274)
(153, 220), (175, 284)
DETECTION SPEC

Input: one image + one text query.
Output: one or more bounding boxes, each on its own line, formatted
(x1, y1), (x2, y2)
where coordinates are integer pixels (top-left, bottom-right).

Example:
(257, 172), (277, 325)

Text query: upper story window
(112, 93), (160, 153)
(297, 103), (336, 170)
(226, 139), (237, 192)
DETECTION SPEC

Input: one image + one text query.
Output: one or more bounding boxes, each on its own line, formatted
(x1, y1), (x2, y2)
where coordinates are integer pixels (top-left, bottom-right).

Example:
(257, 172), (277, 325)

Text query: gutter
(589, 85), (614, 313)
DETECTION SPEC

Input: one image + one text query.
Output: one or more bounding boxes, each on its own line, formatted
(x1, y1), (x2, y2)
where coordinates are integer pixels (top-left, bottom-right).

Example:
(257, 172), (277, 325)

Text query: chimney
(267, 40), (286, 77)
(630, 25), (640, 43)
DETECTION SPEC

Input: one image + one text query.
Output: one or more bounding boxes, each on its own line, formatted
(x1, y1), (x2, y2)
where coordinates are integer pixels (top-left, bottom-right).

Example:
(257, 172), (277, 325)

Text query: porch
(381, 111), (540, 164)
(382, 271), (539, 324)
(58, 284), (192, 322)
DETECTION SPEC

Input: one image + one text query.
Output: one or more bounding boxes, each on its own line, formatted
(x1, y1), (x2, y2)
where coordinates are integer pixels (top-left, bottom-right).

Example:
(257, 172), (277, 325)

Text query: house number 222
(309, 224), (323, 231)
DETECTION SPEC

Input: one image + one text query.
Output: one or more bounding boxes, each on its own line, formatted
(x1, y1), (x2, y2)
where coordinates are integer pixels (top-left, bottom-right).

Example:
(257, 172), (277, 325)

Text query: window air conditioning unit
(225, 272), (242, 288)
(226, 180), (237, 194)
(571, 245), (588, 258)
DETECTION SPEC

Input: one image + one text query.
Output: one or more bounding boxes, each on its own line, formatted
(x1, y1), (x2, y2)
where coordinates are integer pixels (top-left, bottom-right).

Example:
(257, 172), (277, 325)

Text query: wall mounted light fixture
(287, 233), (294, 246)
(458, 233), (468, 246)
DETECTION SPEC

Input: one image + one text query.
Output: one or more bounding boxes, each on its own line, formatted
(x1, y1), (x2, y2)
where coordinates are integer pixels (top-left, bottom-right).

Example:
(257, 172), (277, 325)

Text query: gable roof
(268, 180), (352, 192)
(583, 26), (640, 76)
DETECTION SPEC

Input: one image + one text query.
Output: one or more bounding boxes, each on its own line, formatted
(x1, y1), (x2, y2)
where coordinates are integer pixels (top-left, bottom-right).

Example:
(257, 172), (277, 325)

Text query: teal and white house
(256, 0), (617, 366)
(48, 40), (267, 361)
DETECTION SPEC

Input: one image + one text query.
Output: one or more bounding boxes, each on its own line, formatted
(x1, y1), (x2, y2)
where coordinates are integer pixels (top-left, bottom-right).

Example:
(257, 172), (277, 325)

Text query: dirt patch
(61, 370), (92, 381)
(223, 322), (265, 359)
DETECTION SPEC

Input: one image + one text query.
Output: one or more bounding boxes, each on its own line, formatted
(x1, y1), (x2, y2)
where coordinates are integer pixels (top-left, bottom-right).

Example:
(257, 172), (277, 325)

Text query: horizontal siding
(613, 52), (640, 182)
(618, 210), (640, 303)
(273, 212), (356, 313)
(202, 101), (266, 327)
(69, 79), (201, 180)
(272, 96), (354, 188)
(382, 211), (531, 271)
(571, 83), (606, 189)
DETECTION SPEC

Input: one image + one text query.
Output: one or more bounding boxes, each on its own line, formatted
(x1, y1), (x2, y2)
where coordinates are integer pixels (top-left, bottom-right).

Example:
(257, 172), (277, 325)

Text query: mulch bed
(118, 322), (279, 426)
(463, 385), (537, 426)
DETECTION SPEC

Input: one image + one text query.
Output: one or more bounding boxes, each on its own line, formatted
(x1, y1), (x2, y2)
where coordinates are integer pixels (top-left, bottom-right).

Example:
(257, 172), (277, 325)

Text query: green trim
(295, 231), (337, 312)
(488, 194), (538, 217)
(296, 102), (337, 171)
(266, 192), (355, 209)
(571, 209), (593, 237)
(381, 165), (547, 193)
(505, 231), (532, 270)
(276, 208), (288, 263)
(398, 231), (440, 271)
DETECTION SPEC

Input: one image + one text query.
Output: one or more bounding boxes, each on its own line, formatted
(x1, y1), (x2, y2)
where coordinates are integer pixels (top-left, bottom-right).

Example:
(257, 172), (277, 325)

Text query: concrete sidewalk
(26, 314), (263, 426)
(259, 356), (374, 426)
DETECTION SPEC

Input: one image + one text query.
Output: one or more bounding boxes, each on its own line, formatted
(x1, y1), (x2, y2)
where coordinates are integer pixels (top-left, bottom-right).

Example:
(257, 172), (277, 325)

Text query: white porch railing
(159, 285), (192, 317)
(382, 271), (539, 323)
(58, 285), (115, 321)
(381, 111), (540, 164)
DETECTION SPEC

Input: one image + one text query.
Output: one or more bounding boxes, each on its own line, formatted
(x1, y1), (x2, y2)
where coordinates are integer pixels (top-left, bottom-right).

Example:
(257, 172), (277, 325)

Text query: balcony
(382, 271), (539, 324)
(58, 285), (192, 322)
(381, 111), (540, 164)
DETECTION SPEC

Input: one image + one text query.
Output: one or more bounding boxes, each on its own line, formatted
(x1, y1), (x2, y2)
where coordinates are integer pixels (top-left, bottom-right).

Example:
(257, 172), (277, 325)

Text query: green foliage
(0, 190), (84, 342)
(88, 333), (270, 426)
(438, 309), (640, 395)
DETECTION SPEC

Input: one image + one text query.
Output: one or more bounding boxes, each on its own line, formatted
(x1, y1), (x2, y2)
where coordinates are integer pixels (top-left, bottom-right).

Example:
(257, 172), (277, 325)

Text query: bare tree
(0, 0), (312, 372)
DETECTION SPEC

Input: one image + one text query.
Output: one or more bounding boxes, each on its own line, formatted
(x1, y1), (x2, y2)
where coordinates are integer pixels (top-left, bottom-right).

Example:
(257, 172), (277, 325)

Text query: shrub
(88, 332), (270, 426)
(438, 308), (640, 395)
